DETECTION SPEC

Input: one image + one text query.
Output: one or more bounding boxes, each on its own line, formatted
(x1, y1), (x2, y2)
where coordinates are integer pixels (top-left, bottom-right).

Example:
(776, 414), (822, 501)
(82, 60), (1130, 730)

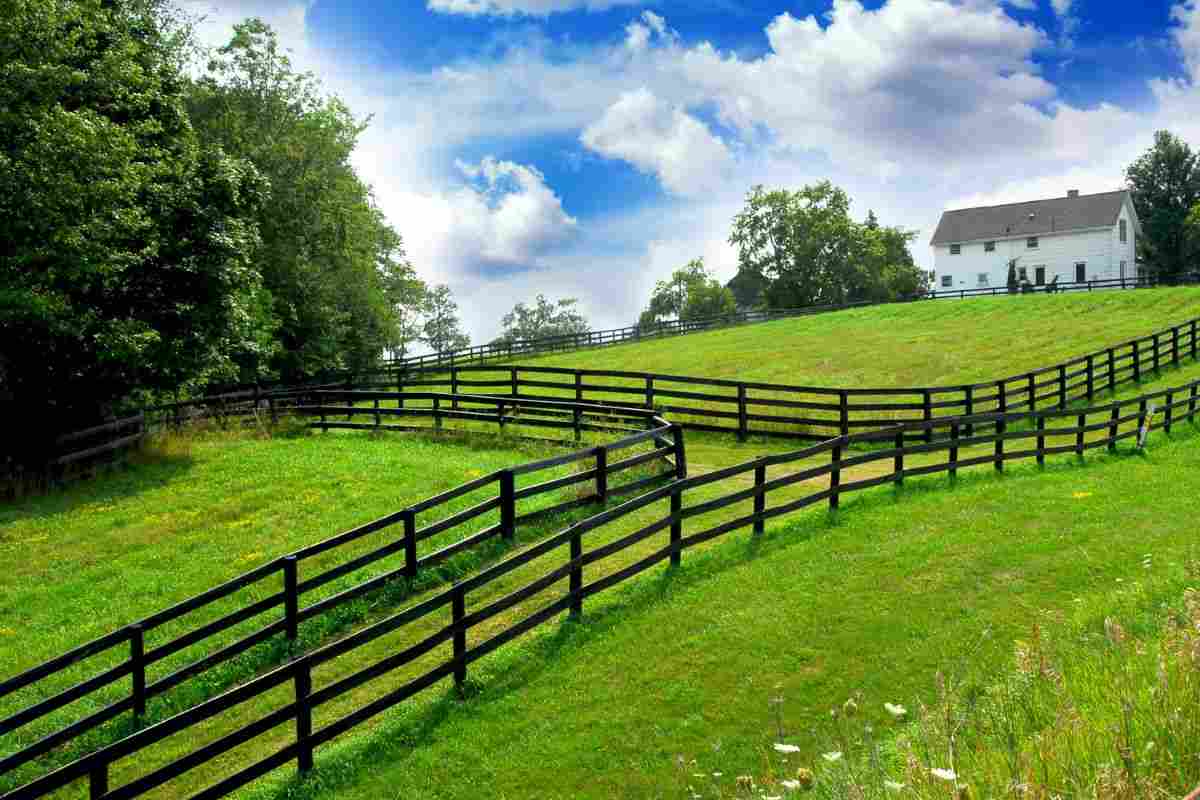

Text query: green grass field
(5, 288), (1200, 798)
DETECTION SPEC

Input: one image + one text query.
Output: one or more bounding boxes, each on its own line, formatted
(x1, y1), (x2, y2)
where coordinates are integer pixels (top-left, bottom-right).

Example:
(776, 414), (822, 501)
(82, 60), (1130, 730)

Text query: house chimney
(1067, 189), (1080, 198)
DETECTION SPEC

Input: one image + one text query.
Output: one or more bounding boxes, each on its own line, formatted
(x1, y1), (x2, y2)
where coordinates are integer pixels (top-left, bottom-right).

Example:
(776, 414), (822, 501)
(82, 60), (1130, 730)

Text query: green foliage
(726, 267), (769, 309)
(728, 183), (925, 307)
(0, 0), (271, 453)
(186, 19), (415, 379)
(421, 284), (470, 354)
(1125, 130), (1200, 279)
(638, 258), (736, 328)
(495, 295), (589, 344)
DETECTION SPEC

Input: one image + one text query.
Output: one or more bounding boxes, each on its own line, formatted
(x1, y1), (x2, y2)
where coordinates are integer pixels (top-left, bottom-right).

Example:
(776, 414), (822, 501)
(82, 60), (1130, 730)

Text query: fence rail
(395, 314), (1200, 442)
(0, 394), (679, 791)
(6, 367), (1197, 800)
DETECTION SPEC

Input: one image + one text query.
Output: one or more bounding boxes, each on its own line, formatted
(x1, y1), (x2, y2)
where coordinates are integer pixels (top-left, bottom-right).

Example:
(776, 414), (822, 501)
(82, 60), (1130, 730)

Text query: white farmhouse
(930, 189), (1141, 292)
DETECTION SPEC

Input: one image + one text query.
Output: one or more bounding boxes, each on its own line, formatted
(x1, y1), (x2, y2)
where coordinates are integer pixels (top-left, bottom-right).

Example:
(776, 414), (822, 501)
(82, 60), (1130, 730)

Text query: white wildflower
(822, 751), (843, 763)
(885, 780), (906, 792)
(781, 780), (801, 790)
(774, 743), (801, 754)
(931, 767), (957, 782)
(884, 702), (907, 719)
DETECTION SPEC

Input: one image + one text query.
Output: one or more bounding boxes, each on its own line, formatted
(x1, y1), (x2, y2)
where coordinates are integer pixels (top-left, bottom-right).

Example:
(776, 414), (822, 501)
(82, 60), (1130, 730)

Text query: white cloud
(581, 88), (734, 196)
(427, 0), (639, 17)
(1174, 1), (1200, 80)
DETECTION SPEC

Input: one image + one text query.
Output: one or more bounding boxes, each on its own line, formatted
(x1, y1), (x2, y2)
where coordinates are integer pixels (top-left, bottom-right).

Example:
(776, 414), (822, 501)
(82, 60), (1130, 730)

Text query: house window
(1120, 260), (1127, 279)
(941, 275), (953, 288)
(984, 241), (996, 252)
(977, 273), (989, 287)
(1120, 219), (1127, 243)
(1018, 267), (1028, 281)
(1075, 262), (1086, 282)
(949, 244), (961, 255)
(1027, 236), (1039, 249)
(1035, 266), (1046, 286)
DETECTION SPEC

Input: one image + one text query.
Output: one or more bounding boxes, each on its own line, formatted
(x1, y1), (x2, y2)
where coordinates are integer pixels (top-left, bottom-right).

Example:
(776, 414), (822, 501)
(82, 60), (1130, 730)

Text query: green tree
(1125, 131), (1200, 279)
(495, 295), (589, 343)
(729, 182), (860, 307)
(0, 0), (270, 456)
(725, 268), (769, 309)
(638, 259), (736, 327)
(383, 265), (428, 360)
(853, 219), (926, 301)
(186, 19), (410, 379)
(421, 285), (470, 354)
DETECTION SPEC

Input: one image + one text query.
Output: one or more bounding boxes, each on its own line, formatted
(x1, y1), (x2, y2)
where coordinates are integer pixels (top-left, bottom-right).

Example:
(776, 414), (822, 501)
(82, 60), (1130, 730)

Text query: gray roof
(930, 190), (1130, 245)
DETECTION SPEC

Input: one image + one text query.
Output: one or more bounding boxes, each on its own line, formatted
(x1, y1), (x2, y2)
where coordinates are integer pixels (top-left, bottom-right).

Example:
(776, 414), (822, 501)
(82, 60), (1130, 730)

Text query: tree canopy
(421, 285), (471, 354)
(638, 259), (736, 328)
(1126, 131), (1200, 279)
(495, 295), (589, 343)
(728, 183), (927, 308)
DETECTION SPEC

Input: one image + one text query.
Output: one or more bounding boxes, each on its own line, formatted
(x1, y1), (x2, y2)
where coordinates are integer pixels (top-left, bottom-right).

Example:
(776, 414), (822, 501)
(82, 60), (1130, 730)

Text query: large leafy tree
(1125, 131), (1200, 279)
(638, 259), (736, 328)
(728, 183), (924, 307)
(186, 19), (410, 380)
(495, 295), (589, 343)
(421, 285), (470, 354)
(0, 0), (270, 455)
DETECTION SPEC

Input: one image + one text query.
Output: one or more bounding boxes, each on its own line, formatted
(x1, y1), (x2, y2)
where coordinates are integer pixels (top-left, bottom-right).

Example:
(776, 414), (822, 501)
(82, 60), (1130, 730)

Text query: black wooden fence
(5, 369), (1196, 800)
(398, 314), (1200, 442)
(0, 395), (679, 792)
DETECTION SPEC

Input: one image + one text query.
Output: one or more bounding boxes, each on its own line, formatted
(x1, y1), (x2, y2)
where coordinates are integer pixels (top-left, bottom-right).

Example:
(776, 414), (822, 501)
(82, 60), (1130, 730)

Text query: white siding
(933, 225), (1125, 291)
(1113, 198), (1137, 278)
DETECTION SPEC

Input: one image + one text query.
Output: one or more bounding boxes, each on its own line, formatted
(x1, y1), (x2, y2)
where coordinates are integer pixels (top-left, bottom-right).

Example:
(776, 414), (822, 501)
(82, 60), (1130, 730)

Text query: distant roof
(930, 190), (1130, 245)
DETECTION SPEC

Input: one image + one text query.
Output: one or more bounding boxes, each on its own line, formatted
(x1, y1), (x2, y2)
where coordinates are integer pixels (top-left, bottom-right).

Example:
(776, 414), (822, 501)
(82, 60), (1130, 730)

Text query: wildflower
(842, 698), (858, 717)
(713, 772), (723, 777)
(735, 775), (756, 791)
(774, 743), (801, 754)
(884, 780), (906, 792)
(1071, 491), (1092, 499)
(795, 768), (814, 789)
(1104, 617), (1127, 645)
(822, 751), (843, 763)
(931, 768), (957, 782)
(884, 702), (907, 719)
(0, 627), (13, 636)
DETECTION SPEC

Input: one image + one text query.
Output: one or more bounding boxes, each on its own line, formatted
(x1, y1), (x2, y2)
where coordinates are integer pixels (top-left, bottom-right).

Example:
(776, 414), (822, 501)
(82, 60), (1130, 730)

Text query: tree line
(0, 1), (473, 459)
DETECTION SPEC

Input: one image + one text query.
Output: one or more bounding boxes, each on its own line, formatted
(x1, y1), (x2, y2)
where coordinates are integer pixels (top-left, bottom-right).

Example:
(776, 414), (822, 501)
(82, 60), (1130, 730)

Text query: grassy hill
(524, 288), (1200, 387)
(241, 425), (1200, 800)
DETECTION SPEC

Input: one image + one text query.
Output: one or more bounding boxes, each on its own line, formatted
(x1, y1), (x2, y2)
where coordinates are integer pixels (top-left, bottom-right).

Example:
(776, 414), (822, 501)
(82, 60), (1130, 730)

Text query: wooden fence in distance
(4, 371), (1198, 800)
(0, 394), (679, 791)
(398, 315), (1200, 442)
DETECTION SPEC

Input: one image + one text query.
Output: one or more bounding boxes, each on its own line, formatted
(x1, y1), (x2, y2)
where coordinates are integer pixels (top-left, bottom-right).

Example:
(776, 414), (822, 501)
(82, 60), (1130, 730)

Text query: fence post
(452, 585), (466, 691)
(1165, 392), (1174, 434)
(1153, 333), (1161, 373)
(1193, 320), (1198, 360)
(510, 368), (518, 398)
(671, 424), (687, 478)
(451, 368), (459, 410)
(994, 417), (1005, 472)
(569, 530), (583, 619)
(894, 430), (904, 485)
(89, 764), (108, 800)
(295, 660), (313, 774)
(1086, 354), (1095, 401)
(670, 486), (682, 566)
(129, 624), (146, 720)
(1173, 326), (1181, 366)
(1191, 383), (1199, 422)
(922, 390), (933, 443)
(753, 460), (766, 536)
(283, 555), (299, 642)
(1108, 347), (1116, 392)
(433, 396), (443, 430)
(645, 376), (654, 410)
(574, 370), (583, 403)
(996, 380), (1007, 435)
(500, 470), (515, 540)
(1058, 364), (1067, 408)
(572, 406), (582, 441)
(1036, 415), (1046, 468)
(403, 510), (417, 579)
(1109, 404), (1120, 452)
(738, 385), (750, 442)
(949, 422), (959, 480)
(964, 386), (974, 437)
(1133, 340), (1141, 382)
(595, 447), (608, 503)
(1027, 373), (1036, 412)
(829, 438), (843, 511)
(373, 397), (381, 428)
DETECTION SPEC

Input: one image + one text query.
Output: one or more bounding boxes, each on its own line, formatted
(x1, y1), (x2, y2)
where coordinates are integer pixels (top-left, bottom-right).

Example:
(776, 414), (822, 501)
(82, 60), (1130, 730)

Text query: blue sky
(187, 0), (1200, 340)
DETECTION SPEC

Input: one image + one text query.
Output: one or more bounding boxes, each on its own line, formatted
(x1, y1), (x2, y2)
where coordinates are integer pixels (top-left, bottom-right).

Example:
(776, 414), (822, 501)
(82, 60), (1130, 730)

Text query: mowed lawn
(238, 423), (1200, 800)
(525, 288), (1200, 387)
